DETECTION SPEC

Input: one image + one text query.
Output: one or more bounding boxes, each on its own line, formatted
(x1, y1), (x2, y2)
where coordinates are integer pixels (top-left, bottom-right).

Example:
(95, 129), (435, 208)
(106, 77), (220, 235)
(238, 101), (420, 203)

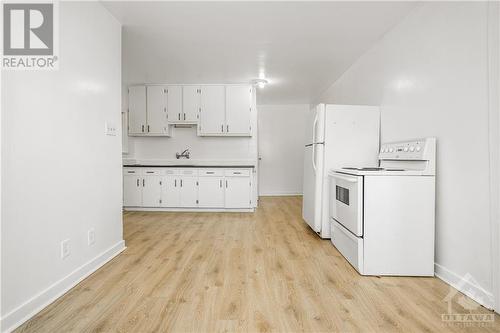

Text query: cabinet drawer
(199, 169), (224, 177)
(124, 168), (142, 175)
(224, 169), (251, 177)
(142, 168), (165, 176)
(179, 168), (198, 176)
(331, 219), (364, 273)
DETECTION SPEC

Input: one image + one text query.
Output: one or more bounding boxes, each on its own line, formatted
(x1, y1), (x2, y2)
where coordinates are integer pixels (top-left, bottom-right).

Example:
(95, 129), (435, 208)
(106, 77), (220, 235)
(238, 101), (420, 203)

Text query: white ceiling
(103, 1), (417, 104)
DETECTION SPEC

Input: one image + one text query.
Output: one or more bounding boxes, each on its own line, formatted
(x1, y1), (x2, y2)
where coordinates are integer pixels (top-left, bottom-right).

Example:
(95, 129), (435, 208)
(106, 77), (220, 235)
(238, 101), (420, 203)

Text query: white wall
(319, 2), (497, 308)
(257, 105), (309, 196)
(1, 3), (124, 331)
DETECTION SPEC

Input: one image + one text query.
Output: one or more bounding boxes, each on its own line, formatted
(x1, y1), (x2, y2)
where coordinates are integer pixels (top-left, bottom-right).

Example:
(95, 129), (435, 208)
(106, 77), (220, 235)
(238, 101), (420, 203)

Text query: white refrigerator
(302, 104), (380, 238)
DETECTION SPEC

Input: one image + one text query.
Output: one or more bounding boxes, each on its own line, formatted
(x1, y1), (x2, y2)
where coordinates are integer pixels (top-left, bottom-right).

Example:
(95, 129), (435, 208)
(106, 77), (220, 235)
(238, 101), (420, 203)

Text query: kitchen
(2, 1), (500, 332)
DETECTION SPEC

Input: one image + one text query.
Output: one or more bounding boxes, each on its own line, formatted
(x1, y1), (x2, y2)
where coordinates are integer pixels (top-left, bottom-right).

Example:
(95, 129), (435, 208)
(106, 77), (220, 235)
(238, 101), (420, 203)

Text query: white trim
(0, 241), (126, 333)
(487, 1), (500, 314)
(124, 207), (254, 213)
(258, 192), (303, 197)
(435, 263), (494, 310)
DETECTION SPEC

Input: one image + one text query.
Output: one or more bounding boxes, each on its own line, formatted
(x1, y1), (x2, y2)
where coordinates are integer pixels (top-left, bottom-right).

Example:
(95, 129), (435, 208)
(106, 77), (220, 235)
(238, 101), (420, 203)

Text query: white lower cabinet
(180, 177), (198, 207)
(123, 167), (253, 210)
(142, 176), (162, 207)
(123, 174), (142, 207)
(198, 170), (224, 208)
(225, 177), (251, 208)
(162, 175), (180, 207)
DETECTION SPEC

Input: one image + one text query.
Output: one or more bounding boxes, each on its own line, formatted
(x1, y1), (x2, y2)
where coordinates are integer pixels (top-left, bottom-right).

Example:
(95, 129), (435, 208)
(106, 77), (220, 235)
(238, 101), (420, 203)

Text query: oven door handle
(333, 174), (359, 183)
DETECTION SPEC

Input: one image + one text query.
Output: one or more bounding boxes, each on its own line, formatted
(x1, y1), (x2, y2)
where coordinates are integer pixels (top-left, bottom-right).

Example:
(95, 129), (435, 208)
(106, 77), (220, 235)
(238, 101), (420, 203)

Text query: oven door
(331, 172), (364, 236)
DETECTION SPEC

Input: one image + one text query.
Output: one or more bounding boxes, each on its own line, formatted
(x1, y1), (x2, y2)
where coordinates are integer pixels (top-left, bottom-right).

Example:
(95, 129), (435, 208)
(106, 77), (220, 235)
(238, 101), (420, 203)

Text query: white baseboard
(124, 207), (254, 212)
(259, 192), (302, 197)
(0, 240), (126, 333)
(435, 263), (494, 310)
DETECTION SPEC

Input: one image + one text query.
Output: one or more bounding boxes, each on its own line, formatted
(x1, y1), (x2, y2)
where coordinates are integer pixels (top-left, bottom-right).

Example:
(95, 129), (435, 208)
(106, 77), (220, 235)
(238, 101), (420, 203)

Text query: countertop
(123, 158), (257, 168)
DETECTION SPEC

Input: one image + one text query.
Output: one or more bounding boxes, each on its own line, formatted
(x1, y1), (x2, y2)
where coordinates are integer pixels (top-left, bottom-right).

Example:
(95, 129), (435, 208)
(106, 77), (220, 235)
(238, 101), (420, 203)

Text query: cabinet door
(199, 85), (225, 135)
(180, 176), (198, 207)
(146, 86), (169, 135)
(225, 177), (251, 208)
(166, 85), (183, 123)
(182, 86), (200, 122)
(142, 176), (162, 207)
(128, 86), (147, 135)
(162, 176), (181, 207)
(225, 86), (252, 136)
(124, 175), (142, 206)
(198, 177), (224, 208)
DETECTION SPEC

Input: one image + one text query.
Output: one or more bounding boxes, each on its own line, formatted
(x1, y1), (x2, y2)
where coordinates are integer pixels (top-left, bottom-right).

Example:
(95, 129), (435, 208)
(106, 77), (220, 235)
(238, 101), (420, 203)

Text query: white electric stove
(328, 138), (436, 276)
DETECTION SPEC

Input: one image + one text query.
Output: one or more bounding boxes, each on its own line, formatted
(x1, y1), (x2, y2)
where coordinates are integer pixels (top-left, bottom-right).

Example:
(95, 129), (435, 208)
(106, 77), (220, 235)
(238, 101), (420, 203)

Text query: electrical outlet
(88, 229), (95, 246)
(105, 122), (117, 136)
(61, 239), (70, 259)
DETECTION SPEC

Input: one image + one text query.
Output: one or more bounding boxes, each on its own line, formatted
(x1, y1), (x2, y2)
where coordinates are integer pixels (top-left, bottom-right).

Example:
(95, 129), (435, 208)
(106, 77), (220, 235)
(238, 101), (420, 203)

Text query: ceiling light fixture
(251, 78), (269, 88)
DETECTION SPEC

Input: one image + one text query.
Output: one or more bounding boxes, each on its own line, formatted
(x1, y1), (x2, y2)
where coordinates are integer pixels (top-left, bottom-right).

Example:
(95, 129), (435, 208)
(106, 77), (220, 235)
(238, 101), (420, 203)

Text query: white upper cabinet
(182, 86), (200, 123)
(166, 85), (182, 124)
(128, 84), (253, 137)
(225, 86), (252, 136)
(128, 86), (147, 135)
(199, 86), (225, 135)
(146, 86), (169, 136)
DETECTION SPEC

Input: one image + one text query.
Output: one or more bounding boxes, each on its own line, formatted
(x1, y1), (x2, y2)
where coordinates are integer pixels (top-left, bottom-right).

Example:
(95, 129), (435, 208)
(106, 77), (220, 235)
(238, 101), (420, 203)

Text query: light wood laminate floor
(16, 196), (499, 332)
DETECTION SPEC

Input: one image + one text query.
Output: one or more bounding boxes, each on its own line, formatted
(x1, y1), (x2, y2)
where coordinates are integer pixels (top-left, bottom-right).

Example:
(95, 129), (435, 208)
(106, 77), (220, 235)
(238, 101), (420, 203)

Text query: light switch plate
(105, 122), (117, 136)
(61, 239), (70, 259)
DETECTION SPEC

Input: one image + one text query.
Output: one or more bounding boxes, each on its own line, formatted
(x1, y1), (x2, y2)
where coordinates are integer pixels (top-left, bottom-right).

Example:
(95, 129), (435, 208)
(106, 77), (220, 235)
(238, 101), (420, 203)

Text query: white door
(302, 143), (323, 233)
(180, 176), (198, 207)
(142, 176), (162, 207)
(199, 85), (225, 135)
(128, 86), (147, 134)
(123, 175), (142, 206)
(166, 85), (183, 123)
(162, 176), (180, 207)
(225, 177), (251, 208)
(225, 86), (252, 135)
(146, 86), (169, 135)
(182, 86), (200, 122)
(198, 177), (224, 208)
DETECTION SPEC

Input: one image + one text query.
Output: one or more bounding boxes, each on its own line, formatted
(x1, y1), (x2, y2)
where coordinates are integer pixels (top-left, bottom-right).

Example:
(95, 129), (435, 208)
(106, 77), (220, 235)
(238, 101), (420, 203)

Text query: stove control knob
(404, 147), (409, 152)
(410, 146), (415, 152)
(416, 146), (421, 152)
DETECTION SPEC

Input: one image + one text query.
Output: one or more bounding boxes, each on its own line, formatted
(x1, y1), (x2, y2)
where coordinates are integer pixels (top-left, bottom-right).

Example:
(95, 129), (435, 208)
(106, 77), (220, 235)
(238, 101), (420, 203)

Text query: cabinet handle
(226, 180), (228, 188)
(226, 125), (229, 132)
(220, 180), (222, 188)
(180, 179), (183, 187)
(178, 113), (180, 120)
(206, 171), (214, 174)
(142, 179), (145, 187)
(147, 125), (150, 132)
(184, 113), (186, 120)
(175, 179), (177, 187)
(137, 179), (139, 187)
(221, 124), (224, 132)
(142, 125), (144, 133)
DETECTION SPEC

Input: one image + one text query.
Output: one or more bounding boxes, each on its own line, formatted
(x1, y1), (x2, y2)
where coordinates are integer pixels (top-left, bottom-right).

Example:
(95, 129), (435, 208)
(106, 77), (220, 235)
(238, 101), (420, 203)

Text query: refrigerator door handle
(312, 143), (317, 172)
(312, 112), (318, 144)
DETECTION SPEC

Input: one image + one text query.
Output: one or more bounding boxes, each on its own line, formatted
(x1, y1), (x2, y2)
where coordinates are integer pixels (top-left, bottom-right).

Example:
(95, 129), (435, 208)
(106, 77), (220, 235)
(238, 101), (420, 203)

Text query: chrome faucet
(176, 149), (190, 159)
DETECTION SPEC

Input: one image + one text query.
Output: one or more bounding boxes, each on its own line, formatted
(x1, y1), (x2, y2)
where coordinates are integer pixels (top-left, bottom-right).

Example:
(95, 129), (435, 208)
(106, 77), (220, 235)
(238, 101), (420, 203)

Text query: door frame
(487, 0), (500, 314)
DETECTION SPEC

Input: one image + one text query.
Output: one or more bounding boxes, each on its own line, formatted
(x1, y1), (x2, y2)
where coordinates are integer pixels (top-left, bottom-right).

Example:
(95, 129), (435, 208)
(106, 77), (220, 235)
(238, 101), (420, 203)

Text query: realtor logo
(2, 2), (58, 70)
